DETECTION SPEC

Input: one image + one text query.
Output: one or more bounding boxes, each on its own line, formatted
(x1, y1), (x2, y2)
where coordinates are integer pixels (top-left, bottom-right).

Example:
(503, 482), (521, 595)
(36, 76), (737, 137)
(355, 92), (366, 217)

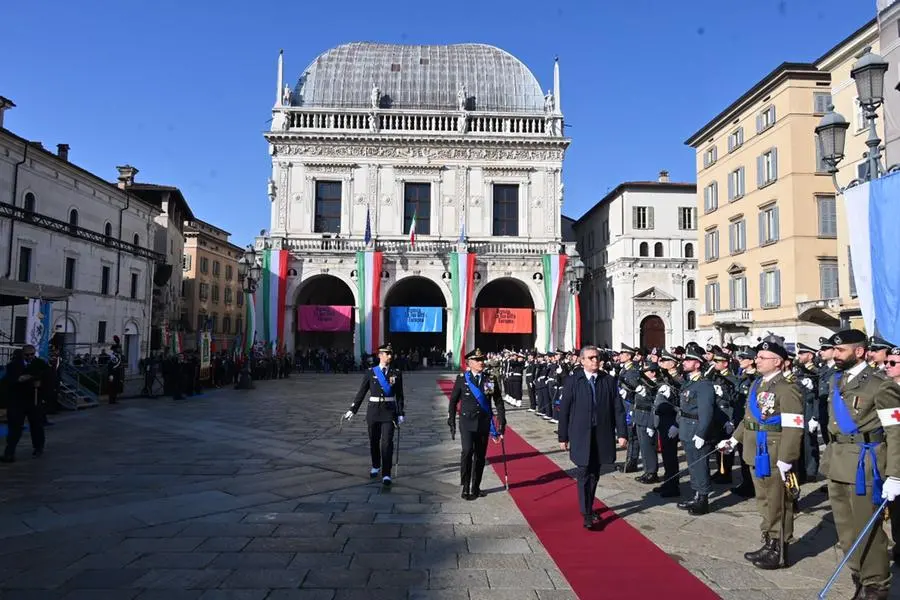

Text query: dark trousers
(575, 429), (601, 516)
(625, 424), (640, 465)
(635, 424), (658, 474)
(800, 430), (820, 479)
(659, 433), (679, 487)
(683, 438), (711, 495)
(4, 401), (45, 458)
(460, 429), (489, 492)
(368, 421), (396, 477)
(526, 381), (536, 409)
(537, 387), (550, 415)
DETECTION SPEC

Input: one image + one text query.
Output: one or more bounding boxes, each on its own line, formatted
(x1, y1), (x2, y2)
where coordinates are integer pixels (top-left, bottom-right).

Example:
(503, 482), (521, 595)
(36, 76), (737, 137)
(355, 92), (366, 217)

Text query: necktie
(382, 367), (387, 377)
(589, 375), (597, 425)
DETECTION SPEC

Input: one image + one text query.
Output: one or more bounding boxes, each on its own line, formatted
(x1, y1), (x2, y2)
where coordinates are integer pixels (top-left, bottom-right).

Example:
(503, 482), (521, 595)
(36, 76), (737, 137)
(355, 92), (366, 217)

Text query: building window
(602, 219), (610, 242)
(213, 260), (220, 278)
(23, 192), (35, 212)
(224, 287), (232, 304)
(633, 206), (654, 230)
(686, 279), (696, 299)
(729, 219), (746, 254)
(678, 207), (695, 230)
(639, 242), (649, 257)
(814, 92), (832, 114)
(199, 283), (209, 300)
(492, 184), (519, 236)
(760, 269), (781, 308)
(130, 273), (139, 299)
(759, 205), (779, 245)
(223, 316), (231, 334)
(236, 317), (243, 336)
(848, 247), (858, 298)
(687, 310), (696, 330)
(727, 127), (744, 152)
(200, 257), (209, 274)
(703, 145), (718, 168)
(68, 209), (79, 227)
(212, 285), (220, 303)
(756, 105), (776, 133)
(820, 259), (839, 299)
(133, 234), (140, 247)
(211, 314), (218, 334)
(103, 222), (112, 237)
(101, 266), (110, 295)
(17, 247), (31, 282)
(654, 242), (664, 257)
(684, 243), (694, 258)
(403, 182), (431, 235)
(225, 265), (233, 281)
(757, 148), (778, 187)
(183, 254), (192, 271)
(729, 275), (748, 309)
(705, 282), (721, 313)
(817, 195), (837, 238)
(197, 314), (206, 332)
(13, 316), (27, 344)
(587, 231), (595, 250)
(64, 257), (76, 290)
(314, 181), (342, 233)
(728, 167), (745, 201)
(181, 280), (186, 297)
(704, 229), (719, 261)
(237, 290), (244, 306)
(97, 321), (107, 344)
(703, 182), (718, 213)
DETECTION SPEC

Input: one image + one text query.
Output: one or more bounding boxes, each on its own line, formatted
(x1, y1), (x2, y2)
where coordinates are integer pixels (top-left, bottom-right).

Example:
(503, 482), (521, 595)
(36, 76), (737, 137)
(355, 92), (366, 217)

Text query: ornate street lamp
(238, 245), (262, 294)
(852, 47), (889, 110)
(567, 255), (585, 295)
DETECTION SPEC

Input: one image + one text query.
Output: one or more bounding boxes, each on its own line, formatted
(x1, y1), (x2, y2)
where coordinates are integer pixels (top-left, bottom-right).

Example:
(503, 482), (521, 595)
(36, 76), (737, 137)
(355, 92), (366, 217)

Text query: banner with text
(479, 308), (533, 334)
(298, 305), (353, 332)
(389, 306), (443, 333)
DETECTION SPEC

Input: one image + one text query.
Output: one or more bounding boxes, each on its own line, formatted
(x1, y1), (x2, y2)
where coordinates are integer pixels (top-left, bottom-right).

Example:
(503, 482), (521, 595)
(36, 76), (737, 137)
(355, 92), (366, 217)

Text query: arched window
(687, 310), (696, 330)
(133, 234), (140, 247)
(104, 222), (112, 237)
(654, 242), (664, 257)
(68, 209), (79, 226)
(684, 243), (694, 258)
(23, 192), (35, 212)
(639, 242), (649, 257)
(686, 279), (696, 299)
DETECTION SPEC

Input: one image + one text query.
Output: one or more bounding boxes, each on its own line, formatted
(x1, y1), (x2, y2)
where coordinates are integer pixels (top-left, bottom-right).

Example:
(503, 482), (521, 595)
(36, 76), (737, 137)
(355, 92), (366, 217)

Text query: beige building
(685, 20), (880, 346)
(181, 219), (245, 351)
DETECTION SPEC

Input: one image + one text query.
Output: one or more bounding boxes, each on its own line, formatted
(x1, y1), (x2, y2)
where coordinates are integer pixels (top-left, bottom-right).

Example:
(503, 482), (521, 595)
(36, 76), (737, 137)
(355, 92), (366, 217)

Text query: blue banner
(389, 306), (443, 333)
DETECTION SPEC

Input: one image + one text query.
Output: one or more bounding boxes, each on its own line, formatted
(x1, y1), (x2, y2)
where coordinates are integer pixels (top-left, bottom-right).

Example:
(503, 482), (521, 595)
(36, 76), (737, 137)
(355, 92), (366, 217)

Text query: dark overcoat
(558, 370), (627, 467)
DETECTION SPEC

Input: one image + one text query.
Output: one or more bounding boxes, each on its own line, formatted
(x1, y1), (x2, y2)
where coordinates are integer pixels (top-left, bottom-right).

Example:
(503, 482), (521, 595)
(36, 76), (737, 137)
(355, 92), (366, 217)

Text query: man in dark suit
(448, 348), (506, 500)
(2, 345), (50, 463)
(558, 344), (627, 529)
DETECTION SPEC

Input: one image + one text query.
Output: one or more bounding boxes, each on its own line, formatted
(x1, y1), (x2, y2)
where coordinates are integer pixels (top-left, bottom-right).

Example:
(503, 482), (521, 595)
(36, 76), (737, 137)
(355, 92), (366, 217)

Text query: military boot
(851, 574), (862, 600)
(687, 494), (709, 516)
(677, 492), (699, 510)
(860, 586), (888, 600)
(743, 534), (770, 562)
(752, 538), (787, 570)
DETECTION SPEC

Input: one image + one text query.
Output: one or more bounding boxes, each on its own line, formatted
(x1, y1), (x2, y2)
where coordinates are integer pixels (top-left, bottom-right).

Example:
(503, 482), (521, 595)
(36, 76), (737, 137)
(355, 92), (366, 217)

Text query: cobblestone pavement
(0, 372), (892, 599)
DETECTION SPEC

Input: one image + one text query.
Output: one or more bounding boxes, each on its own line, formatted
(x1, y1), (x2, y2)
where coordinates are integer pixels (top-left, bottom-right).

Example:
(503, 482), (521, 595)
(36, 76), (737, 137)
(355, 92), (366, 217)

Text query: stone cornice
(269, 140), (567, 162)
(266, 131), (570, 149)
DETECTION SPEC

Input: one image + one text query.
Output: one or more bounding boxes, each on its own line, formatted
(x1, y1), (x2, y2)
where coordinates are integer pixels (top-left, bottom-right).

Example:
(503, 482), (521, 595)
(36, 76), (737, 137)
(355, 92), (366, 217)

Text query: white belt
(369, 396), (396, 402)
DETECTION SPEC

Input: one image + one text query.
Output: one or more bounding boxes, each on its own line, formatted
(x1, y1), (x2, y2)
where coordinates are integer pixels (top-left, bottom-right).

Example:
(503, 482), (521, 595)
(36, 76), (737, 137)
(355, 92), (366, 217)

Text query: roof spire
(276, 49), (284, 107)
(553, 56), (561, 115)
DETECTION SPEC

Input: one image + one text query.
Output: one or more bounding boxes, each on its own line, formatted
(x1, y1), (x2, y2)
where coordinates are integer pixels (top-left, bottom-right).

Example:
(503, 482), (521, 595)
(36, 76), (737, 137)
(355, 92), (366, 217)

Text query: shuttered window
(728, 127), (744, 152)
(633, 206), (654, 230)
(703, 182), (718, 213)
(704, 229), (719, 261)
(814, 92), (832, 114)
(705, 282), (721, 314)
(757, 148), (778, 187)
(760, 269), (781, 308)
(728, 219), (746, 254)
(729, 276), (748, 309)
(817, 195), (837, 237)
(703, 146), (718, 168)
(819, 260), (839, 299)
(758, 205), (779, 245)
(678, 207), (696, 230)
(756, 106), (776, 133)
(727, 167), (745, 201)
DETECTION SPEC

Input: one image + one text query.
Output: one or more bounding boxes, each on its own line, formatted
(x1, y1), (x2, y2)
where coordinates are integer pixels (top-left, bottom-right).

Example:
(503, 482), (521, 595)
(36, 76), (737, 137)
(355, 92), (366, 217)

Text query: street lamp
(816, 47), (899, 193)
(238, 245), (262, 294)
(567, 255), (585, 295)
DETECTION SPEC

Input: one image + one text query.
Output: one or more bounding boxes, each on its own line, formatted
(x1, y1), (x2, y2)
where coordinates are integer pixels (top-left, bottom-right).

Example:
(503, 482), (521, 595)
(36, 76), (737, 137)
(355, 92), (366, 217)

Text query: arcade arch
(383, 276), (447, 357)
(294, 274), (355, 351)
(474, 277), (536, 352)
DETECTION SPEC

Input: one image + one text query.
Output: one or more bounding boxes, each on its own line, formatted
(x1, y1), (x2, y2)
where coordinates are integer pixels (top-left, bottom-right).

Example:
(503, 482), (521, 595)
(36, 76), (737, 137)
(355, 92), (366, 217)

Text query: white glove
(882, 476), (900, 502)
(108, 376), (114, 382)
(801, 377), (813, 391)
(725, 421), (735, 435)
(713, 384), (723, 397)
(667, 425), (679, 439)
(646, 427), (655, 437)
(808, 418), (819, 434)
(556, 366), (563, 374)
(343, 410), (354, 420)
(776, 460), (792, 481)
(716, 437), (738, 452)
(397, 416), (405, 425)
(692, 435), (705, 450)
(635, 385), (646, 396)
(659, 385), (671, 399)
(618, 388), (627, 399)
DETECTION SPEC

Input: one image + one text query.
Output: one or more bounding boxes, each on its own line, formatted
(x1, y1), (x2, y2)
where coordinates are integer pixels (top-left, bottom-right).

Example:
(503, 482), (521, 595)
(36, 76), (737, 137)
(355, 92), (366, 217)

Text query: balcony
(280, 236), (570, 257)
(712, 309), (753, 325)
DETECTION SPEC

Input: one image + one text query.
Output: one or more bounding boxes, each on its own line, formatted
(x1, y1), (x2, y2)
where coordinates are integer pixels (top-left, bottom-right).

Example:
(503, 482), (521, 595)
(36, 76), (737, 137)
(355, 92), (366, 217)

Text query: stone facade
(260, 43), (576, 354)
(572, 177), (699, 349)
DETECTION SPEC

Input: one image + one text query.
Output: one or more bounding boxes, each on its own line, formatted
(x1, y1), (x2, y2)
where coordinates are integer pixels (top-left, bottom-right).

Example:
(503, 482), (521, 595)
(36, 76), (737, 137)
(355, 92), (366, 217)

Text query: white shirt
(763, 371), (779, 383)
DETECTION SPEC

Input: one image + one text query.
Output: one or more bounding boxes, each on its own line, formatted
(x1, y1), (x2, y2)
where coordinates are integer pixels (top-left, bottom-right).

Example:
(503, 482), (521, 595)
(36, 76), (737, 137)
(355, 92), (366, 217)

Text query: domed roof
(294, 42), (546, 113)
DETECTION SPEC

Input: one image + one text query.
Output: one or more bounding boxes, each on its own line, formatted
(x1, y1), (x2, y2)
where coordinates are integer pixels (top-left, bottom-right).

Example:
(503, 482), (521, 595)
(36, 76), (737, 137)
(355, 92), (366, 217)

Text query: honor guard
(632, 362), (661, 484)
(344, 344), (405, 486)
(506, 353), (525, 406)
(676, 342), (716, 515)
(719, 336), (804, 570)
(524, 353), (537, 411)
(794, 342), (821, 482)
(616, 344), (642, 473)
(708, 347), (741, 484)
(730, 348), (758, 498)
(448, 348), (506, 500)
(817, 337), (836, 446)
(652, 350), (683, 497)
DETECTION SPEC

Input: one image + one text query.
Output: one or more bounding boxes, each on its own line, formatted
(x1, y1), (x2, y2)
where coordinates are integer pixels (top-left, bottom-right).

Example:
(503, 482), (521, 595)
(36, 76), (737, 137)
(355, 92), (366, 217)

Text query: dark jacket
(558, 370), (627, 467)
(351, 364), (405, 423)
(3, 357), (51, 405)
(448, 370), (506, 435)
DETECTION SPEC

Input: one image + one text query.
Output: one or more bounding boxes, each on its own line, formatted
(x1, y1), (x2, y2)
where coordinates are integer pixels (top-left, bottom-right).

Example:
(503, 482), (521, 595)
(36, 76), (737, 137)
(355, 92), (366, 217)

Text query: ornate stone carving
(356, 195), (367, 205)
(394, 165), (444, 177)
(443, 195), (454, 206)
(456, 167), (468, 207)
(383, 196), (392, 206)
(483, 166), (534, 178)
(278, 163), (290, 231)
(293, 194), (302, 203)
(545, 169), (557, 234)
(304, 163), (356, 176)
(367, 165), (378, 205)
(272, 144), (565, 162)
(532, 196), (543, 208)
(471, 195), (482, 207)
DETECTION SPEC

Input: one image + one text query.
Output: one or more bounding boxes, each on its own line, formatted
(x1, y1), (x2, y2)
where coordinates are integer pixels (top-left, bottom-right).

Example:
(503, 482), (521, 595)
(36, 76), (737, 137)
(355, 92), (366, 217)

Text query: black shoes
(461, 487), (470, 500)
(677, 492), (699, 510)
(743, 534), (770, 562)
(635, 473), (659, 484)
(32, 449), (43, 458)
(582, 514), (595, 530)
(617, 461), (639, 474)
(677, 492), (709, 515)
(752, 538), (788, 570)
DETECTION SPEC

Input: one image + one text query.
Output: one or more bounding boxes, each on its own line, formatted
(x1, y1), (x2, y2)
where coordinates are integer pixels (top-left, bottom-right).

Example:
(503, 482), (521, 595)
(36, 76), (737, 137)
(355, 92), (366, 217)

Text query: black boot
(623, 461), (639, 473)
(461, 486), (470, 500)
(677, 492), (699, 510)
(851, 574), (862, 600)
(635, 473), (659, 484)
(743, 534), (770, 562)
(752, 538), (786, 570)
(687, 494), (709, 515)
(860, 586), (889, 600)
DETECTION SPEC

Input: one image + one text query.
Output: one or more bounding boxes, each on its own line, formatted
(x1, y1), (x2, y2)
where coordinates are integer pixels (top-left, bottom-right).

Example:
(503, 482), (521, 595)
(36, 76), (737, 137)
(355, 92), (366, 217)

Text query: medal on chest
(389, 374), (397, 385)
(484, 379), (494, 393)
(757, 391), (776, 419)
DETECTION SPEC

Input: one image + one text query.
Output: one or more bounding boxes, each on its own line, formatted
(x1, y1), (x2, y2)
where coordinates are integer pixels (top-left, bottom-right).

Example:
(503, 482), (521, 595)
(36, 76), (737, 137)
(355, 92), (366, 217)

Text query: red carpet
(438, 378), (720, 600)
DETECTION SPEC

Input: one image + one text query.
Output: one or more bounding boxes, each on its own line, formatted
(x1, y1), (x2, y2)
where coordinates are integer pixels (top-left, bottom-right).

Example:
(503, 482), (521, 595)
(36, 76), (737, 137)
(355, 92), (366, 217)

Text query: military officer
(719, 336), (803, 570)
(448, 348), (507, 500)
(632, 362), (661, 484)
(344, 344), (405, 486)
(731, 348), (758, 498)
(524, 353), (537, 412)
(794, 342), (821, 482)
(882, 346), (900, 567)
(818, 330), (900, 599)
(676, 342), (716, 515)
(506, 353), (525, 406)
(818, 336), (836, 446)
(652, 350), (683, 497)
(709, 347), (740, 484)
(868, 336), (893, 370)
(617, 344), (642, 473)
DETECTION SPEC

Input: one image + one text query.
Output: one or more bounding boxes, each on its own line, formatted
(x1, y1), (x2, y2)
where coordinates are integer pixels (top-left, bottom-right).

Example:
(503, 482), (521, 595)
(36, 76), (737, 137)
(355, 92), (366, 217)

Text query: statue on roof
(282, 84), (292, 106)
(457, 85), (467, 111)
(370, 83), (381, 109)
(544, 90), (555, 113)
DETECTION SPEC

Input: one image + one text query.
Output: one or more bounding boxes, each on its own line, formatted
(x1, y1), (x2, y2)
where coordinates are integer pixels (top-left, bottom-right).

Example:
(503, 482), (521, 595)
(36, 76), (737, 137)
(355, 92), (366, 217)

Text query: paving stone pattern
(0, 372), (894, 599)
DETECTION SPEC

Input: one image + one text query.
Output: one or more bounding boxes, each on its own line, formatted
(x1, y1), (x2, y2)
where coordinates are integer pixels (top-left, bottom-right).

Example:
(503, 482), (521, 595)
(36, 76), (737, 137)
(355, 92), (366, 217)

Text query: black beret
(756, 340), (789, 360)
(869, 336), (893, 351)
(465, 348), (486, 360)
(796, 342), (817, 354)
(829, 329), (867, 346)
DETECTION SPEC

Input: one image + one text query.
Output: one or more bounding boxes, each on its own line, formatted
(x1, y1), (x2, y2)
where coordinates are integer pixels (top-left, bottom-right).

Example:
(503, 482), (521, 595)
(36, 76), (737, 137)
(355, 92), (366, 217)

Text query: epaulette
(783, 371), (795, 382)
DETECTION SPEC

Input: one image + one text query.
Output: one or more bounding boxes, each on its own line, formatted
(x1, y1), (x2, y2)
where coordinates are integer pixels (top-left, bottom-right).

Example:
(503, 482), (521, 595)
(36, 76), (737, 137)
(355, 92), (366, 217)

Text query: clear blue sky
(0, 0), (876, 246)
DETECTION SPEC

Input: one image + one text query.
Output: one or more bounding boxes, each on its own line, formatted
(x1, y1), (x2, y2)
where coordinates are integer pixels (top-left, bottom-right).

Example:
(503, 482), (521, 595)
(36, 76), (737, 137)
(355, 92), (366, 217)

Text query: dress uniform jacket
(677, 374), (716, 442)
(731, 372), (804, 469)
(448, 370), (506, 435)
(351, 366), (405, 423)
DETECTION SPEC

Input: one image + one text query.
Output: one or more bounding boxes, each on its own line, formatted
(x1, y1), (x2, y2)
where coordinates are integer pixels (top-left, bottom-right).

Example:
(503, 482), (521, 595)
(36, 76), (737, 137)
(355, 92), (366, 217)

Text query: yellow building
(685, 20), (877, 345)
(181, 219), (245, 351)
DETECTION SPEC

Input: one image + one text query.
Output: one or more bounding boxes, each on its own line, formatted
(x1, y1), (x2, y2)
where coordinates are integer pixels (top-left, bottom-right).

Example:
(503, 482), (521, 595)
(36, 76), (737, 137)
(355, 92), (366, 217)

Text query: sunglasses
(23, 353), (35, 358)
(886, 360), (900, 367)
(583, 355), (600, 361)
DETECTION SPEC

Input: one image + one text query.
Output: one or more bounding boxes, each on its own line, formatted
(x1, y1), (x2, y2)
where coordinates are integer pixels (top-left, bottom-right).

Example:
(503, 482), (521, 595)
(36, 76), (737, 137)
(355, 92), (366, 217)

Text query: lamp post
(566, 256), (586, 349)
(235, 245), (262, 389)
(815, 47), (899, 192)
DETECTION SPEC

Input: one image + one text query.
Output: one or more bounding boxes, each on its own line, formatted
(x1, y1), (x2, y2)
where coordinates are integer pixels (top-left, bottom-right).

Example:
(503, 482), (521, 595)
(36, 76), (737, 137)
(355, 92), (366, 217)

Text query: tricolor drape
(541, 253), (568, 352)
(566, 292), (581, 350)
(257, 249), (289, 349)
(845, 172), (900, 342)
(450, 251), (476, 369)
(356, 250), (383, 356)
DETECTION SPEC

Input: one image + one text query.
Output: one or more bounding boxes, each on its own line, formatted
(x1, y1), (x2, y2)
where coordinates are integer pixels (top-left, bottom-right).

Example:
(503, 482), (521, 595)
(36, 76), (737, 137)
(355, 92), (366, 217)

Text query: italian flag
(567, 292), (581, 350)
(356, 250), (383, 356)
(259, 249), (289, 349)
(409, 209), (417, 248)
(450, 251), (476, 370)
(542, 253), (568, 352)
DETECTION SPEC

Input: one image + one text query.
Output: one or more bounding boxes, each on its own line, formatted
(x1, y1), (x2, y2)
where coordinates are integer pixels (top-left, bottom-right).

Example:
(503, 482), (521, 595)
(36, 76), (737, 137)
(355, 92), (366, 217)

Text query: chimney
(116, 164), (139, 189)
(57, 144), (70, 161)
(0, 96), (15, 129)
(658, 170), (670, 183)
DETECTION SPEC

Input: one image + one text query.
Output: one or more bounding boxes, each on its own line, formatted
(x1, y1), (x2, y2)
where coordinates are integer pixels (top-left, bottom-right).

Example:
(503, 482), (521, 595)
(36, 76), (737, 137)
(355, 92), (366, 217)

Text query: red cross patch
(794, 416), (803, 426)
(892, 409), (900, 422)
